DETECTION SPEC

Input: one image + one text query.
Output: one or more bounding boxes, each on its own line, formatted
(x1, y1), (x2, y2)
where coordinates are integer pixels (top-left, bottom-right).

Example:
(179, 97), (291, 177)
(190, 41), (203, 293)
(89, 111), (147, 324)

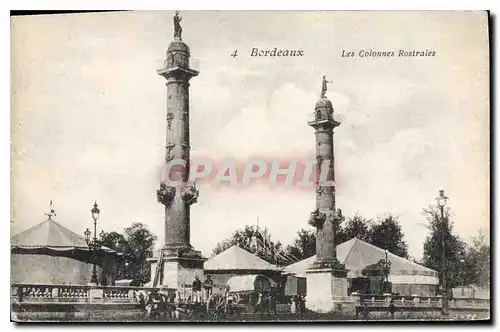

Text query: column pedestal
(149, 249), (206, 289)
(162, 257), (205, 289)
(305, 267), (354, 314)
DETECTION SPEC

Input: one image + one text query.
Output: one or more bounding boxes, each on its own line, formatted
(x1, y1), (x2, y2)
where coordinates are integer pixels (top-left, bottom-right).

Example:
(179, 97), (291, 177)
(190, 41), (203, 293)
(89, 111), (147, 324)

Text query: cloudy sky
(11, 11), (489, 259)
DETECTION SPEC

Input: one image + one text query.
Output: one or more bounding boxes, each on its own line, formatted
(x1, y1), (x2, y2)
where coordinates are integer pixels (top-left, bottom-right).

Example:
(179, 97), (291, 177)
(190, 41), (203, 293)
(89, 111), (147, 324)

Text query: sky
(11, 11), (489, 260)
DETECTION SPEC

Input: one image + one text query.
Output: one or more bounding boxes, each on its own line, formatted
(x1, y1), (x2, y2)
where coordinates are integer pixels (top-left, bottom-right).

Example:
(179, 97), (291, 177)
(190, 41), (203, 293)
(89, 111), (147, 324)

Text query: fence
(11, 283), (165, 305)
(351, 293), (490, 311)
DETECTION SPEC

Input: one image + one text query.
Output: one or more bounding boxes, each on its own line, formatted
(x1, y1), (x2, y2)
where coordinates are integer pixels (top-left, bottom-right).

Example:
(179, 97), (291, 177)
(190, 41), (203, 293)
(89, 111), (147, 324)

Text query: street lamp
(384, 250), (390, 282)
(85, 201), (103, 285)
(435, 189), (449, 316)
(382, 249), (392, 294)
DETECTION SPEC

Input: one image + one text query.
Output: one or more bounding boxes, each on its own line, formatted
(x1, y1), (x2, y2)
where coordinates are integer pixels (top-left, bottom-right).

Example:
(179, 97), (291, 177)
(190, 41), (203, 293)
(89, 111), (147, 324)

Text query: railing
(307, 111), (336, 124)
(13, 284), (490, 311)
(449, 298), (490, 309)
(11, 283), (167, 304)
(12, 284), (90, 302)
(11, 282), (227, 306)
(351, 293), (490, 310)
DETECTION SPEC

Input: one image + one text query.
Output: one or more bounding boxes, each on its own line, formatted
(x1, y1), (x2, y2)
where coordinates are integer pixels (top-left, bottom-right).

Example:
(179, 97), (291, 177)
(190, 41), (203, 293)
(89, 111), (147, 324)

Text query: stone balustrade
(350, 292), (490, 310)
(11, 283), (169, 304)
(13, 283), (490, 311)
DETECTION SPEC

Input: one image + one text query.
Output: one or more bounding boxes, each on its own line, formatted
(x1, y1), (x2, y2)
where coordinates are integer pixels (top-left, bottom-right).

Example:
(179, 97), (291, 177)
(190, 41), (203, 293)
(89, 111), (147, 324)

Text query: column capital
(157, 66), (199, 82)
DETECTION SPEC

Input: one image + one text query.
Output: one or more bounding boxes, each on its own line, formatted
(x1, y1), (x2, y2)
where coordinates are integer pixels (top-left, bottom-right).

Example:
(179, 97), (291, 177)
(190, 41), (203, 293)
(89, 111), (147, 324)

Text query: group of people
(136, 275), (308, 319)
(134, 275), (215, 320)
(136, 290), (177, 319)
(290, 295), (306, 315)
(252, 291), (278, 317)
(191, 275), (214, 303)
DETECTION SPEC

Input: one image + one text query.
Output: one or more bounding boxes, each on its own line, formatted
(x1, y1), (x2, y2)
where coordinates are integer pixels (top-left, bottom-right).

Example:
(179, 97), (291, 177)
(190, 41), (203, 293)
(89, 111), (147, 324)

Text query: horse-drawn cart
(206, 274), (275, 318)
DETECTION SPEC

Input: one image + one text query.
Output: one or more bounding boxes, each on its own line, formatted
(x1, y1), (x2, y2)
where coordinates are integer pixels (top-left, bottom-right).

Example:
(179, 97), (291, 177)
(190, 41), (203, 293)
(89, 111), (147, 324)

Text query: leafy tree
(102, 231), (128, 280)
(285, 213), (409, 263)
(103, 223), (157, 285)
(422, 206), (466, 289)
(212, 225), (256, 256)
(285, 228), (316, 261)
(462, 229), (490, 288)
(337, 213), (373, 244)
(211, 225), (291, 266)
(124, 222), (157, 285)
(102, 231), (126, 251)
(369, 214), (409, 258)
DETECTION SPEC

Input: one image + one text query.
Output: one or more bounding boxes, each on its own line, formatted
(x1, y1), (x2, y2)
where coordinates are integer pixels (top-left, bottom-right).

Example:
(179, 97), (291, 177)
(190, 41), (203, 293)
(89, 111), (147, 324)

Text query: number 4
(231, 50), (238, 58)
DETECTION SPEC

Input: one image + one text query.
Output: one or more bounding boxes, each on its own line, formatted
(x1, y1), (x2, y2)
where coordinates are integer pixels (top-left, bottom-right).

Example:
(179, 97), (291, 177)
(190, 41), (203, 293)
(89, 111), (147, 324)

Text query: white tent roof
(284, 237), (437, 278)
(11, 217), (115, 254)
(204, 245), (280, 271)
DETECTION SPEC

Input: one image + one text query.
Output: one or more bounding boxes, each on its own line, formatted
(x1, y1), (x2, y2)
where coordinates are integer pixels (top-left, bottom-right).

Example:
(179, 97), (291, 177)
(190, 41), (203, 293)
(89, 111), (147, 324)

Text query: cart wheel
(206, 293), (225, 317)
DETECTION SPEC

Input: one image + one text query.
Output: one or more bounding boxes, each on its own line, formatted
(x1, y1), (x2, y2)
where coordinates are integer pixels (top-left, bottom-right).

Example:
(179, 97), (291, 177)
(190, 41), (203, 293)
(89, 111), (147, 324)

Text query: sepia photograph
(10, 10), (490, 322)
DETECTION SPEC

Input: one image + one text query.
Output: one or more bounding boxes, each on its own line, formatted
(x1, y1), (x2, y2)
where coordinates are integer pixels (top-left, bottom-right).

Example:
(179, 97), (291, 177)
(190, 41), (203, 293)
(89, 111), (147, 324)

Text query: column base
(161, 256), (206, 289)
(149, 246), (206, 289)
(306, 267), (354, 314)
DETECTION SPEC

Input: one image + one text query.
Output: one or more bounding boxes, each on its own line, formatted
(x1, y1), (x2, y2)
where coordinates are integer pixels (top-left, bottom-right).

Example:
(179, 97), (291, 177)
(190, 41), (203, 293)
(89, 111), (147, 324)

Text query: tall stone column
(305, 76), (352, 313)
(150, 12), (205, 289)
(157, 33), (199, 253)
(308, 97), (342, 266)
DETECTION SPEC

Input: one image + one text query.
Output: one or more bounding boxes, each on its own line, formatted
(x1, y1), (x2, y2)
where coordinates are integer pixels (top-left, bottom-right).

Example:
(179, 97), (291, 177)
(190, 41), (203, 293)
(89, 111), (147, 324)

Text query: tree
(422, 206), (466, 289)
(211, 225), (293, 266)
(102, 223), (157, 285)
(285, 228), (316, 261)
(462, 229), (490, 288)
(123, 222), (157, 285)
(102, 231), (126, 251)
(337, 213), (373, 244)
(369, 214), (409, 258)
(285, 213), (410, 264)
(212, 225), (256, 256)
(102, 231), (128, 280)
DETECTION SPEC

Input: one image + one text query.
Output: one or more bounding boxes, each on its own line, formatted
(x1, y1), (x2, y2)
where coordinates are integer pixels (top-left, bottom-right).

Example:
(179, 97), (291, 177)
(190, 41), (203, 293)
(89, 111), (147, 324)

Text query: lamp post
(84, 201), (105, 285)
(384, 250), (391, 282)
(435, 189), (449, 316)
(382, 249), (392, 294)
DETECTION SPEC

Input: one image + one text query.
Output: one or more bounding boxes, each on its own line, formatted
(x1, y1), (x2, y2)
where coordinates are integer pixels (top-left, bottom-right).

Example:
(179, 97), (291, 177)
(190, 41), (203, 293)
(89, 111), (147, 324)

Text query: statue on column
(320, 75), (332, 98)
(173, 11), (183, 40)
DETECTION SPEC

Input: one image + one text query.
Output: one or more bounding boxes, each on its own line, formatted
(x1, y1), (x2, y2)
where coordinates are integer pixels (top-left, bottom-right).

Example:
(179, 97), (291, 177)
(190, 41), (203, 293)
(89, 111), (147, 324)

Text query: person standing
(225, 285), (235, 315)
(137, 291), (146, 310)
(192, 276), (202, 304)
(299, 296), (306, 314)
(290, 296), (296, 314)
(254, 292), (263, 316)
(204, 275), (214, 302)
(270, 293), (277, 316)
(145, 291), (153, 318)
